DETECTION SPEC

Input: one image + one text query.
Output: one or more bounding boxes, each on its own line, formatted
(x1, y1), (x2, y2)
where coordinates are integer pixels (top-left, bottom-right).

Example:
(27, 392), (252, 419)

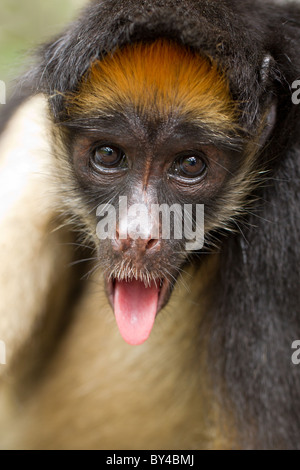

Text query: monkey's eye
(91, 145), (128, 171)
(170, 153), (207, 180)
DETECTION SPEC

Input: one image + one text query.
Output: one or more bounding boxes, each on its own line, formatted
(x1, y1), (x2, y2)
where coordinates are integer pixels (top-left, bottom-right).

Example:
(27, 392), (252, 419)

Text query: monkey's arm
(0, 96), (75, 372)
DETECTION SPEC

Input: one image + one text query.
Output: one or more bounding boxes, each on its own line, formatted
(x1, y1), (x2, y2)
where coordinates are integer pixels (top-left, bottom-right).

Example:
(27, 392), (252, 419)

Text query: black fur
(6, 0), (300, 449)
(211, 145), (300, 449)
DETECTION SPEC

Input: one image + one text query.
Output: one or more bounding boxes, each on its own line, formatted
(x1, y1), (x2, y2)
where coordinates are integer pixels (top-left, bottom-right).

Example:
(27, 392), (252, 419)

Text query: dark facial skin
(67, 111), (243, 311)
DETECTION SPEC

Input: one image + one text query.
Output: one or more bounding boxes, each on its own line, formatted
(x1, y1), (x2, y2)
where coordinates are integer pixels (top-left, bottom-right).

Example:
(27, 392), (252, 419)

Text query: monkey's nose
(112, 230), (161, 254)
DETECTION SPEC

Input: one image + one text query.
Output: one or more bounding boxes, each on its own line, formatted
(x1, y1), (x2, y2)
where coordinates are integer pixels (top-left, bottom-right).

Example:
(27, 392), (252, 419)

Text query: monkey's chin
(105, 277), (172, 346)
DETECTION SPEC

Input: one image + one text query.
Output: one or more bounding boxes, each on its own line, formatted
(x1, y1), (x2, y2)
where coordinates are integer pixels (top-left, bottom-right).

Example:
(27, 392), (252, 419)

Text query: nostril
(146, 238), (160, 251)
(112, 231), (160, 253)
(111, 230), (122, 250)
(111, 237), (122, 250)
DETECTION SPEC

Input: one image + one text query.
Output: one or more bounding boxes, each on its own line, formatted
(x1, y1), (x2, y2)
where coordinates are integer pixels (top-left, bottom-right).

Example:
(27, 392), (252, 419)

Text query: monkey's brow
(60, 116), (243, 150)
(60, 115), (127, 132)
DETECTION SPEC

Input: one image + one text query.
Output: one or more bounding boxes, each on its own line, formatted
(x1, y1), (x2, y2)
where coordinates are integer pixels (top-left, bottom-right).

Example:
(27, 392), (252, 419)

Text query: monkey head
(39, 37), (276, 345)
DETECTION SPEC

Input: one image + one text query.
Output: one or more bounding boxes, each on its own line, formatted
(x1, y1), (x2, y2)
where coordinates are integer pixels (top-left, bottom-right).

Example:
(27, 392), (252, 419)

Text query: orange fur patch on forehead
(67, 39), (237, 131)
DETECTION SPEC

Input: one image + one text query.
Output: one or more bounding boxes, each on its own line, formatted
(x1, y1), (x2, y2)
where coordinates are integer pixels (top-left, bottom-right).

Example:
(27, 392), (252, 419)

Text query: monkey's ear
(258, 55), (277, 148)
(259, 54), (275, 85)
(258, 102), (277, 148)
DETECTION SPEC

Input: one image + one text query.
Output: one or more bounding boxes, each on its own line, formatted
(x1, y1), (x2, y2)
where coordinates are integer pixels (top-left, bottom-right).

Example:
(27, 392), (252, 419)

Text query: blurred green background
(0, 0), (87, 91)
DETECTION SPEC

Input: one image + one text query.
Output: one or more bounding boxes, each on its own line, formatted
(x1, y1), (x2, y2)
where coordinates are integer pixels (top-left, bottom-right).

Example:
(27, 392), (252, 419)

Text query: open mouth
(105, 276), (172, 346)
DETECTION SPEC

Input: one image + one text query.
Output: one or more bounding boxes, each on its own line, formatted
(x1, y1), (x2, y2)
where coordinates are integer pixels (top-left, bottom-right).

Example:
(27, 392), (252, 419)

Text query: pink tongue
(114, 279), (159, 345)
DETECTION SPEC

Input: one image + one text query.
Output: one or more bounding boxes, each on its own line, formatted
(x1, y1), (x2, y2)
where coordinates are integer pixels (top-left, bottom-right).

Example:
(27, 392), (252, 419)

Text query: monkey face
(70, 120), (240, 343)
(56, 39), (272, 344)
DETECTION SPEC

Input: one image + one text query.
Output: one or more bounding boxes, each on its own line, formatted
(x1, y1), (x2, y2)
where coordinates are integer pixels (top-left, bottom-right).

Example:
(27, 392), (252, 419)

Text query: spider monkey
(0, 0), (300, 450)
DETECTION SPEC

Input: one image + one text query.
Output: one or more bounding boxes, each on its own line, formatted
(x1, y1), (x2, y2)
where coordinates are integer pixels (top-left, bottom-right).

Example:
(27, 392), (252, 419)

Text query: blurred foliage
(0, 0), (87, 87)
